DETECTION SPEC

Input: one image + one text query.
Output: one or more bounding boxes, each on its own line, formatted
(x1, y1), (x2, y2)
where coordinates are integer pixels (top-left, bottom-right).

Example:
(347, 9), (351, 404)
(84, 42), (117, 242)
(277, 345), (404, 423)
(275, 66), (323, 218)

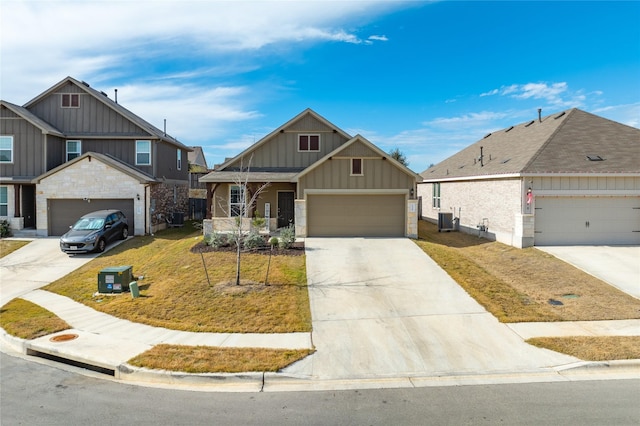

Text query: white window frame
(0, 136), (13, 163)
(136, 140), (151, 165)
(432, 182), (441, 209)
(298, 134), (320, 152)
(229, 185), (246, 217)
(0, 186), (7, 216)
(351, 158), (363, 176)
(61, 93), (80, 108)
(177, 149), (182, 170)
(66, 140), (81, 161)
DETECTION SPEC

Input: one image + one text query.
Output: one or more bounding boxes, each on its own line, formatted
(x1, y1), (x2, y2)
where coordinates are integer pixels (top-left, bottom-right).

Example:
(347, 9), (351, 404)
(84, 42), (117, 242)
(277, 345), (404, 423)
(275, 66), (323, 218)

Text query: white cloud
(368, 35), (389, 41)
(477, 82), (589, 108)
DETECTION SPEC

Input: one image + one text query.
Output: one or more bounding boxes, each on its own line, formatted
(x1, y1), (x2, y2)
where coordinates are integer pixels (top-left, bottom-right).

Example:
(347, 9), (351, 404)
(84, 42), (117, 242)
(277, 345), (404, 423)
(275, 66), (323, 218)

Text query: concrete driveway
(535, 246), (640, 299)
(0, 238), (118, 306)
(285, 238), (577, 380)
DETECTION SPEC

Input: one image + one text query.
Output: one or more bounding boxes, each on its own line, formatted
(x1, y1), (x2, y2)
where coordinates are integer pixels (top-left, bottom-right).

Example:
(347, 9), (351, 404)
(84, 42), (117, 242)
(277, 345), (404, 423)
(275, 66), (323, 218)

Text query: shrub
(205, 232), (231, 249)
(269, 237), (279, 248)
(279, 224), (296, 249)
(243, 232), (265, 250)
(0, 220), (11, 238)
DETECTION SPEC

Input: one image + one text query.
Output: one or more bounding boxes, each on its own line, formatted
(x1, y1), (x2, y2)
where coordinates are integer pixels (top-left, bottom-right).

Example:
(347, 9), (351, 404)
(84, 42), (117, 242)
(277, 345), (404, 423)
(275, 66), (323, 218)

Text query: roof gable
(421, 108), (640, 181)
(23, 77), (190, 151)
(296, 134), (422, 182)
(0, 100), (64, 137)
(33, 151), (158, 184)
(218, 108), (352, 171)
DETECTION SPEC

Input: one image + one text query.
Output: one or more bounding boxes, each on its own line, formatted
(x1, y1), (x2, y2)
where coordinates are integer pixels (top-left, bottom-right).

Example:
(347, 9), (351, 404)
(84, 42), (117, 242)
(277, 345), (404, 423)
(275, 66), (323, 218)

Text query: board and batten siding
(299, 157), (414, 195)
(0, 112), (47, 177)
(27, 83), (149, 136)
(226, 117), (348, 170)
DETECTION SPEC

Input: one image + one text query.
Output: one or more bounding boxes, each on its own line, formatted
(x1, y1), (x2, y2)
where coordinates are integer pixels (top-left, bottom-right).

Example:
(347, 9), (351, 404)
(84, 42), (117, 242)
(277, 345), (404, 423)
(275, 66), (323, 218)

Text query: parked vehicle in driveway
(60, 210), (128, 254)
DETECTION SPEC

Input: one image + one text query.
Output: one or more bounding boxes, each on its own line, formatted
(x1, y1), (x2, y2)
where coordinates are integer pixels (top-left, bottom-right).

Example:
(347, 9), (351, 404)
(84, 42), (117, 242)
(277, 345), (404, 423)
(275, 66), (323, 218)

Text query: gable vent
(587, 155), (604, 161)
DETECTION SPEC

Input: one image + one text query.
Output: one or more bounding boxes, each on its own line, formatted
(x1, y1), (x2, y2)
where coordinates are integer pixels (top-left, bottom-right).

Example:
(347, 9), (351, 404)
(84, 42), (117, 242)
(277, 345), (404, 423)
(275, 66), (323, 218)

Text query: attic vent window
(505, 126), (514, 132)
(587, 155), (604, 161)
(524, 120), (535, 127)
(61, 94), (79, 108)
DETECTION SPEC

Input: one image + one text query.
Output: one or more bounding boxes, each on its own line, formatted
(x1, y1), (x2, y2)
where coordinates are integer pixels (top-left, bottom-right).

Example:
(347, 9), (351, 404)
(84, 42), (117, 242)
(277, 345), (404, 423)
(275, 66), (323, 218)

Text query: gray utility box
(438, 212), (455, 232)
(98, 266), (133, 293)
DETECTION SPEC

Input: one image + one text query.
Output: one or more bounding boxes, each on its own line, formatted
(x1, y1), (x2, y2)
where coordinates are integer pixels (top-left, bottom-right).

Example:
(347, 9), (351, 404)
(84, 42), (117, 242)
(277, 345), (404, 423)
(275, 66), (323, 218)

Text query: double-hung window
(61, 94), (79, 108)
(66, 140), (81, 161)
(229, 185), (246, 217)
(351, 158), (363, 176)
(0, 136), (13, 163)
(298, 134), (320, 152)
(136, 140), (151, 165)
(432, 183), (441, 209)
(0, 187), (7, 216)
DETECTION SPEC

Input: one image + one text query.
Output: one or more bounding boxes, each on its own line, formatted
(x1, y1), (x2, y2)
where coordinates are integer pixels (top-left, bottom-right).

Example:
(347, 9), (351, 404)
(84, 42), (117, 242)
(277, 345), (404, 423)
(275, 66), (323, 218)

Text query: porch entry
(277, 191), (295, 228)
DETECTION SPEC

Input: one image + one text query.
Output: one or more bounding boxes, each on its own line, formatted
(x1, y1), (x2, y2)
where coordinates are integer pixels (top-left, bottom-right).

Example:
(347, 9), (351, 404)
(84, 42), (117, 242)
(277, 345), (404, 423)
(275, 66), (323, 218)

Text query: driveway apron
(286, 238), (577, 380)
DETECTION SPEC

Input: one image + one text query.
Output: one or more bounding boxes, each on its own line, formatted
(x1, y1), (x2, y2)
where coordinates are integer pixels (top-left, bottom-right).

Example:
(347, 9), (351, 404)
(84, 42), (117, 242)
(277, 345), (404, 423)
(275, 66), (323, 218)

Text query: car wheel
(95, 238), (106, 253)
(121, 227), (129, 240)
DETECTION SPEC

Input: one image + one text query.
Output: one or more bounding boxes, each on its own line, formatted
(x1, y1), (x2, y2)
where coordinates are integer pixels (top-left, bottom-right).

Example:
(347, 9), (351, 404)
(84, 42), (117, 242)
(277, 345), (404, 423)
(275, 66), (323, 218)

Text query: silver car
(60, 210), (128, 254)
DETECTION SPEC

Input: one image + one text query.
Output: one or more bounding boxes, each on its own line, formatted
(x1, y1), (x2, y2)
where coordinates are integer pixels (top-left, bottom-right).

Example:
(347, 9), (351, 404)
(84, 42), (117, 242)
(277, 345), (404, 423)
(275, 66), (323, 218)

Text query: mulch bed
(190, 240), (305, 256)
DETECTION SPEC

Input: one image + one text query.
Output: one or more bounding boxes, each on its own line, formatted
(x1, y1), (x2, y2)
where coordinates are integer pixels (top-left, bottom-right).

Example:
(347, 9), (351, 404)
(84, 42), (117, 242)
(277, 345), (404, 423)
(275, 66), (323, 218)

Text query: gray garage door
(48, 199), (135, 236)
(534, 196), (640, 245)
(307, 194), (405, 237)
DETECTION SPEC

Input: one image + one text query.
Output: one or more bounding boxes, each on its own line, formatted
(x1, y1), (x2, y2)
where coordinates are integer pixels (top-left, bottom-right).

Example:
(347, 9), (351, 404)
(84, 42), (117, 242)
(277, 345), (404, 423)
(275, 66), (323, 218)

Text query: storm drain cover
(50, 333), (79, 342)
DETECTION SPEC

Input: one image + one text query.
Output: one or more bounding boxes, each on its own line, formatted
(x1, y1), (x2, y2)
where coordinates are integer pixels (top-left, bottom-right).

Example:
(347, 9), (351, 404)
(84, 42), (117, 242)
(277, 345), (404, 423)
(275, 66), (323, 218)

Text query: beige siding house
(417, 108), (640, 247)
(200, 109), (422, 238)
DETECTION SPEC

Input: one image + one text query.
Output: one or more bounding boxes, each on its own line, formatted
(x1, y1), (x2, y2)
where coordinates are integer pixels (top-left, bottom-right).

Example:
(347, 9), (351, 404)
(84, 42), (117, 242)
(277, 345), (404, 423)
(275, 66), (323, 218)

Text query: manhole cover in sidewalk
(50, 333), (79, 342)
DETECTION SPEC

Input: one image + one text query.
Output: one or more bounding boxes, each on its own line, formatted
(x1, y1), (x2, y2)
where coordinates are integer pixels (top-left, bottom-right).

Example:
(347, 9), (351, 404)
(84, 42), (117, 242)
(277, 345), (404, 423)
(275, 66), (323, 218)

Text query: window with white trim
(229, 185), (246, 217)
(351, 158), (363, 176)
(66, 140), (81, 161)
(0, 136), (13, 163)
(136, 140), (151, 165)
(177, 149), (182, 170)
(0, 187), (7, 216)
(298, 134), (320, 152)
(61, 94), (79, 108)
(432, 182), (441, 209)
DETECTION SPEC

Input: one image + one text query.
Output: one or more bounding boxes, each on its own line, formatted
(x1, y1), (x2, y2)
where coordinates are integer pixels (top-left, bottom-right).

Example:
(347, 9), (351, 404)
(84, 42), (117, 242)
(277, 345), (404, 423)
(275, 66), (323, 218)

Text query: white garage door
(534, 196), (640, 245)
(307, 194), (405, 237)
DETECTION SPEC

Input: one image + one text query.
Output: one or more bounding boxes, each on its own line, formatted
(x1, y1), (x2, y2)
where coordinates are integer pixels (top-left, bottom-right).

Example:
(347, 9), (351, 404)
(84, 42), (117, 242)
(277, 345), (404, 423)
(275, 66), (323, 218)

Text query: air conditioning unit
(438, 212), (455, 232)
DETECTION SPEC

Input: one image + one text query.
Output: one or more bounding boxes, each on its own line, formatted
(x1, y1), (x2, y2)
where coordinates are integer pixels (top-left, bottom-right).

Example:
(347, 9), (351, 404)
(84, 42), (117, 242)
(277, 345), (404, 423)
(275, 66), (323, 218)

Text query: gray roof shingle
(421, 108), (640, 181)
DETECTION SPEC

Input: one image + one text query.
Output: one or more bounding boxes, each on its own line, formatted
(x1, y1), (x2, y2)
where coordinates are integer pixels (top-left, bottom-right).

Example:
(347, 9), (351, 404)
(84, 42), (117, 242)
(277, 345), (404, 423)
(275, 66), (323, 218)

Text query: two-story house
(200, 108), (422, 238)
(0, 76), (191, 236)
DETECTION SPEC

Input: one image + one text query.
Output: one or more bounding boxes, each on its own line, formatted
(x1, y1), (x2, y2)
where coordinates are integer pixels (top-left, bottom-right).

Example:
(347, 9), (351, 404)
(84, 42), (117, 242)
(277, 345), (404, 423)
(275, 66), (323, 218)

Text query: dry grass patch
(0, 298), (71, 340)
(128, 345), (314, 373)
(416, 220), (640, 322)
(0, 240), (30, 258)
(44, 223), (311, 333)
(527, 336), (640, 361)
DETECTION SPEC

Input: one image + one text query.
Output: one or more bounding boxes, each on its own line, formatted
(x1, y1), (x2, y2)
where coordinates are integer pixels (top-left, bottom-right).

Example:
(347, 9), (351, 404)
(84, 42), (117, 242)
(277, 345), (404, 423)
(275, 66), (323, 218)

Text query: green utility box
(98, 266), (133, 294)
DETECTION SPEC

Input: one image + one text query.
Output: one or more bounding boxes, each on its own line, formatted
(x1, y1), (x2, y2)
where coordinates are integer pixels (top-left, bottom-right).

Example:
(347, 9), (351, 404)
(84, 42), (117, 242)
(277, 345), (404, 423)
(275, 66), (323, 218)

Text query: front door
(21, 185), (36, 228)
(277, 191), (295, 228)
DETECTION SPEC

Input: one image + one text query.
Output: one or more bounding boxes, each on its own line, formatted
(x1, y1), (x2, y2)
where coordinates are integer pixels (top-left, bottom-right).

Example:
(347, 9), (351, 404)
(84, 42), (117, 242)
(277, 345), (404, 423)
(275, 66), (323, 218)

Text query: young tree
(389, 147), (409, 167)
(216, 155), (269, 285)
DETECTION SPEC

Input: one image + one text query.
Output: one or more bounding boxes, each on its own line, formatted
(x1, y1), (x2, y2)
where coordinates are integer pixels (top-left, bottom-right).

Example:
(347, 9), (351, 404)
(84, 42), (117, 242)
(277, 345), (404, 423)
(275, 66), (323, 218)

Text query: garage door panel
(49, 199), (135, 236)
(308, 194), (405, 237)
(535, 197), (640, 245)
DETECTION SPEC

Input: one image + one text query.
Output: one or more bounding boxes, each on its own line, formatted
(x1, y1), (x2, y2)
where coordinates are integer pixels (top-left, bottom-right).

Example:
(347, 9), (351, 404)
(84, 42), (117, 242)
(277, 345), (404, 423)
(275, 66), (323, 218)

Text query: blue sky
(2, 0), (639, 173)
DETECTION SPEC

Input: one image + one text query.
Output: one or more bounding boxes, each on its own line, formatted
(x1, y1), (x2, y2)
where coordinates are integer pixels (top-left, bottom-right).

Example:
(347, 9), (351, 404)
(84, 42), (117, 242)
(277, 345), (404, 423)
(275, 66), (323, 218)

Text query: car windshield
(72, 217), (105, 231)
